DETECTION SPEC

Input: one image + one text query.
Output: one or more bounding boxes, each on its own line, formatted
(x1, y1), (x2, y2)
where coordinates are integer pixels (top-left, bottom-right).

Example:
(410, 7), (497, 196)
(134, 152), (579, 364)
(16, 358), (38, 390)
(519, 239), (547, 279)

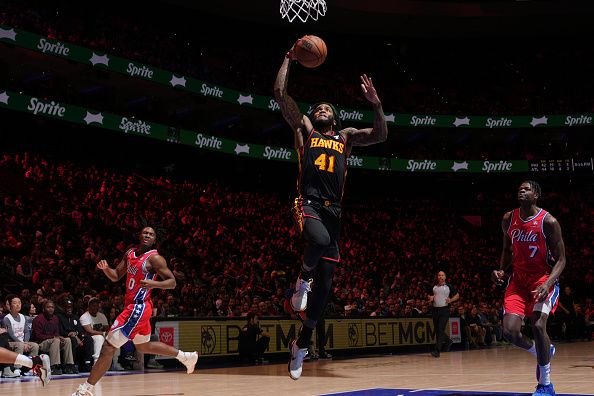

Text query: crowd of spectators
(1, 152), (592, 349)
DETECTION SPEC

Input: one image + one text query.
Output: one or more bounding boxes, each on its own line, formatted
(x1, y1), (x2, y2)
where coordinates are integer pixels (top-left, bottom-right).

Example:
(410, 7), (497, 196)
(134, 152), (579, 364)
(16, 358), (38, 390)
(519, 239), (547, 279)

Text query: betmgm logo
(348, 323), (360, 347)
(201, 326), (217, 355)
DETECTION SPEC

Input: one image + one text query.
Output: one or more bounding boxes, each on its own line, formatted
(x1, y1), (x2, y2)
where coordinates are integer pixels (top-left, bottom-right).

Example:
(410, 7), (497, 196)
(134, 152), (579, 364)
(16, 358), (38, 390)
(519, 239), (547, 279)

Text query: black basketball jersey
(298, 129), (348, 203)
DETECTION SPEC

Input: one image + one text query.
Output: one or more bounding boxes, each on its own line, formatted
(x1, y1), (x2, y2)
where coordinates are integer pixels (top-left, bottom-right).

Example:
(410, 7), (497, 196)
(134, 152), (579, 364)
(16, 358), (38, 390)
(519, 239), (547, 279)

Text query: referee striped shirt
(432, 283), (457, 307)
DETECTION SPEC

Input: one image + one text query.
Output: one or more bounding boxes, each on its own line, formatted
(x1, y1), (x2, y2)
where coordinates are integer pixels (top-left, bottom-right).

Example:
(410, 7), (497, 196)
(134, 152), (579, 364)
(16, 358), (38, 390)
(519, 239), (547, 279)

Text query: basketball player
(72, 225), (198, 396)
(274, 44), (388, 380)
(492, 181), (566, 396)
(0, 347), (50, 385)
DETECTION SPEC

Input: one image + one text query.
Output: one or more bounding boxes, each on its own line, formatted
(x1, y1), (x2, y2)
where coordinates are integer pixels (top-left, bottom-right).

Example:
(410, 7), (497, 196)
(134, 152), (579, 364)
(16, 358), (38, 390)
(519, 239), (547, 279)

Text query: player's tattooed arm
(141, 254), (176, 290)
(343, 74), (388, 150)
(274, 50), (313, 149)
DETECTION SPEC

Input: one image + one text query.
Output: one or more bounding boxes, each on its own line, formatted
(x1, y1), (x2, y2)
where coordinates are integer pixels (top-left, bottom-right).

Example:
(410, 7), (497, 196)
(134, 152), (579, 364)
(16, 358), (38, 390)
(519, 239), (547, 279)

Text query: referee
(428, 271), (459, 357)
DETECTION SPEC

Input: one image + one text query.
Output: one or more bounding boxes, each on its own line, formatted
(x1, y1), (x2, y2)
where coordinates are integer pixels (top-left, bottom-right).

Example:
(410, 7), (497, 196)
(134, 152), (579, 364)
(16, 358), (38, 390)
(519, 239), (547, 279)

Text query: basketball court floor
(1, 342), (592, 395)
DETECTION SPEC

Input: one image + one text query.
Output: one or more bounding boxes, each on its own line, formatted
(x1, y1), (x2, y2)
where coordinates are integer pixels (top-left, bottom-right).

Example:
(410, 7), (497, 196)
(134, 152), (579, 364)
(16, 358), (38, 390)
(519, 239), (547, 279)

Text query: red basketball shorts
(504, 273), (559, 318)
(108, 303), (153, 346)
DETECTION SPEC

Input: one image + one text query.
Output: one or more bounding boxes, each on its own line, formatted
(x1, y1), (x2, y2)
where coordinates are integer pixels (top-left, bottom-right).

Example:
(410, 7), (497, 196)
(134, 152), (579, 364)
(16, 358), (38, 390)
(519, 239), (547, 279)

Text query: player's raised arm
(274, 44), (313, 149)
(140, 254), (176, 290)
(97, 254), (127, 282)
(343, 74), (388, 149)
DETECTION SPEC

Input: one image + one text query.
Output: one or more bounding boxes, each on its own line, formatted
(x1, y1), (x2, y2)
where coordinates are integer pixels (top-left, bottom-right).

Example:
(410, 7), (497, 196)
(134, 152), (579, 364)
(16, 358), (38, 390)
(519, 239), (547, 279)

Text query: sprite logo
(200, 84), (223, 98)
(126, 63), (154, 79)
(410, 116), (436, 126)
(339, 109), (363, 121)
(37, 38), (70, 56)
(407, 160), (437, 172)
(119, 117), (151, 135)
(263, 146), (291, 160)
(482, 160), (512, 173)
(485, 117), (512, 128)
(195, 133), (222, 150)
(27, 98), (66, 117)
(565, 115), (592, 126)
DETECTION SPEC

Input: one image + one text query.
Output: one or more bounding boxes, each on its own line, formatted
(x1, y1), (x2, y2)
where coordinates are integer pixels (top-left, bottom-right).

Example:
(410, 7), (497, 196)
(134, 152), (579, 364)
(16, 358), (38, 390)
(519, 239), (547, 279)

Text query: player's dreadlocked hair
(138, 216), (166, 244)
(523, 180), (542, 199)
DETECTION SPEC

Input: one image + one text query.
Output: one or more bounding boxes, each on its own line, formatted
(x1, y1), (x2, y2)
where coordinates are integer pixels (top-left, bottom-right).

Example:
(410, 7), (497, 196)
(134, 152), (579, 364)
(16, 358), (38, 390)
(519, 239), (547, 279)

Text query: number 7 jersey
(298, 129), (348, 203)
(507, 208), (554, 275)
(124, 248), (159, 306)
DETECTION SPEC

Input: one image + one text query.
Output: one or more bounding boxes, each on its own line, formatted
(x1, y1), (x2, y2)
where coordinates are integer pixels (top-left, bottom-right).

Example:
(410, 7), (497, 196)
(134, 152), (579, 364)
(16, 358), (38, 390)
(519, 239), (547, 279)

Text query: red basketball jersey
(124, 248), (159, 305)
(507, 208), (553, 275)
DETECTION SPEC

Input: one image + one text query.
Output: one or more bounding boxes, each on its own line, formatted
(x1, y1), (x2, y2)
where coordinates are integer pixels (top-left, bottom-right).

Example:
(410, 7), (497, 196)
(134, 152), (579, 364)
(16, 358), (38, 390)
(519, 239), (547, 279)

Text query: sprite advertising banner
(2, 25), (594, 129)
(0, 89), (532, 173)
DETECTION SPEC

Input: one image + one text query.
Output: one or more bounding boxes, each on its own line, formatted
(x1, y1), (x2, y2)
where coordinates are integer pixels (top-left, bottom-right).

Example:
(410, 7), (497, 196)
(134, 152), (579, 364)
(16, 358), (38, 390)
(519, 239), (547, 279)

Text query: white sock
(526, 342), (537, 357)
(15, 354), (32, 368)
(538, 363), (551, 385)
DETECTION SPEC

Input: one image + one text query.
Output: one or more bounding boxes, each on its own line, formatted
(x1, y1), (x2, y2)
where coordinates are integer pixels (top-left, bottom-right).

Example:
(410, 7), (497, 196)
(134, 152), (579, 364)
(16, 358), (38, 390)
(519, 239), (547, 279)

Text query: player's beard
(313, 116), (334, 130)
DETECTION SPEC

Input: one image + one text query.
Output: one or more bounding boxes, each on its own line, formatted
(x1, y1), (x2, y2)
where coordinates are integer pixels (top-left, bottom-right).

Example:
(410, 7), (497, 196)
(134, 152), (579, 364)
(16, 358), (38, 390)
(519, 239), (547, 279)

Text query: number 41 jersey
(124, 249), (159, 305)
(507, 208), (553, 275)
(298, 129), (348, 203)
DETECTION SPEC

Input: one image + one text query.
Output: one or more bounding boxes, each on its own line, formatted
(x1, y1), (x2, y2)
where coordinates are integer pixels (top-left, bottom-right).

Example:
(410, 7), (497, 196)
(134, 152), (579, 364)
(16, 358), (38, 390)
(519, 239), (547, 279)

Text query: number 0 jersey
(298, 129), (348, 203)
(507, 208), (554, 275)
(124, 248), (159, 305)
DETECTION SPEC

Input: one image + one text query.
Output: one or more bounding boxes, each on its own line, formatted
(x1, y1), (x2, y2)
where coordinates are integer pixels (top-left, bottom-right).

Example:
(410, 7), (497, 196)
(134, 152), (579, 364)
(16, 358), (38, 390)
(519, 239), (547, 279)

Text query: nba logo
(451, 322), (459, 335)
(159, 327), (174, 346)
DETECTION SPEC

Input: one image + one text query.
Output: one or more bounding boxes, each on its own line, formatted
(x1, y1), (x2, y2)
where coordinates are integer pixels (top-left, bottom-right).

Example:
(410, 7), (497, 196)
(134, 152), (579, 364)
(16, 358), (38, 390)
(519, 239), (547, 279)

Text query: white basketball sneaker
(178, 351), (198, 374)
(72, 383), (95, 396)
(288, 340), (309, 380)
(290, 277), (312, 312)
(31, 354), (51, 386)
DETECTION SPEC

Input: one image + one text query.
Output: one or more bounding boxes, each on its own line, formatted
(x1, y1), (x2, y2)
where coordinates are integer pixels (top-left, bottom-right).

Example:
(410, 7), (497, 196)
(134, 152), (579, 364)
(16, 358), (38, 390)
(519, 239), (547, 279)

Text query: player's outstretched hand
(97, 260), (109, 270)
(360, 74), (380, 105)
(491, 270), (505, 285)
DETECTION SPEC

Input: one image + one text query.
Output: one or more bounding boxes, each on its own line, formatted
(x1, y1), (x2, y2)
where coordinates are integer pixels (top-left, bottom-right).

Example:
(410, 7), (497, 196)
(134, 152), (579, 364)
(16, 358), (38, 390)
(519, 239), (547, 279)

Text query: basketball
(294, 35), (327, 68)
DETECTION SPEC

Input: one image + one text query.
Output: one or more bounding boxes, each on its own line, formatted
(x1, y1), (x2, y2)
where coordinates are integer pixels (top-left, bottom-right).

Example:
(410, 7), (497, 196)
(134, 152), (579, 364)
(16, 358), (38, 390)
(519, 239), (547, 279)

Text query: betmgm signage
(155, 317), (461, 357)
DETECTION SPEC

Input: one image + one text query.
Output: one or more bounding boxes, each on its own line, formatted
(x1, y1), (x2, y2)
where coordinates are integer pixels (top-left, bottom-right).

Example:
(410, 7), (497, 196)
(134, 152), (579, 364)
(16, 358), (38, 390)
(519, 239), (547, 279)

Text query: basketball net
(280, 0), (327, 23)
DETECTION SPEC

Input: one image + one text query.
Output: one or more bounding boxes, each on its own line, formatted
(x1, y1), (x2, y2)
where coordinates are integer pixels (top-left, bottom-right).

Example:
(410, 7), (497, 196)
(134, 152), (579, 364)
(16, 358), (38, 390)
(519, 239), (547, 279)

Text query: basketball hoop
(280, 0), (327, 23)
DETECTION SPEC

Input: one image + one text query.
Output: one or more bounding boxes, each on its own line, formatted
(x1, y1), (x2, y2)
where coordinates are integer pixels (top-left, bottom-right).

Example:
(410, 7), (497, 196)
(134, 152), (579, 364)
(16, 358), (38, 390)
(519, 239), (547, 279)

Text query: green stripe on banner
(2, 25), (594, 129)
(0, 88), (532, 173)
